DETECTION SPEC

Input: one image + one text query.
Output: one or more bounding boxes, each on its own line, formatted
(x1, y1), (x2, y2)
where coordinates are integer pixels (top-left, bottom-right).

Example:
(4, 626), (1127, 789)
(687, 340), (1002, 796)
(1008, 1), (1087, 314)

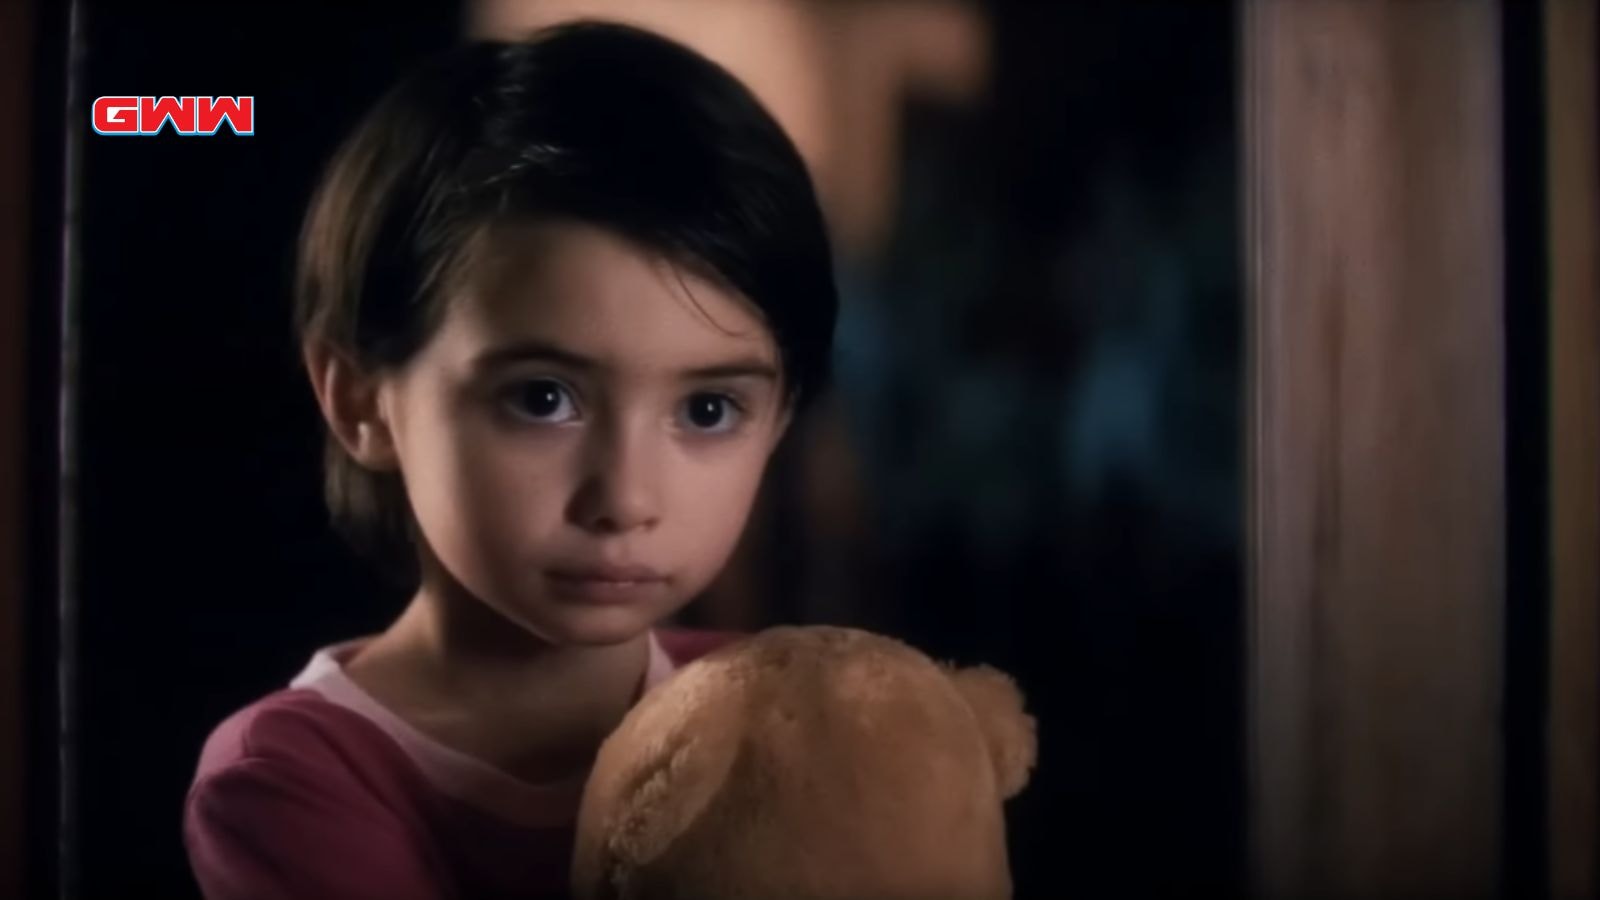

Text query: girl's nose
(568, 422), (662, 534)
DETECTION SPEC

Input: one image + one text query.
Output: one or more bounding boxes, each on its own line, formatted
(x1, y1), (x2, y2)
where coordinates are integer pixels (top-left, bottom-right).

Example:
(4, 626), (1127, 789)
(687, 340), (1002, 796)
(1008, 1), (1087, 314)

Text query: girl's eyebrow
(473, 339), (594, 373)
(682, 361), (779, 382)
(472, 339), (779, 382)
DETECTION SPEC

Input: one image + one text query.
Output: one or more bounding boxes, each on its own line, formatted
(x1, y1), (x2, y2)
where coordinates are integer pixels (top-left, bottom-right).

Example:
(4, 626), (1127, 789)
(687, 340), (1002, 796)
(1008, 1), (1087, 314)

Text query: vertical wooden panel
(0, 0), (29, 893)
(1546, 1), (1600, 895)
(1244, 1), (1505, 896)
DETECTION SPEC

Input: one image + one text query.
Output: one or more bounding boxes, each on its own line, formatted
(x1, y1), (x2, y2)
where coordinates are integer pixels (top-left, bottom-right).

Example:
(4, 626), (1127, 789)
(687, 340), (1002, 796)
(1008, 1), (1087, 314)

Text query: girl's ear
(303, 340), (400, 471)
(773, 401), (795, 448)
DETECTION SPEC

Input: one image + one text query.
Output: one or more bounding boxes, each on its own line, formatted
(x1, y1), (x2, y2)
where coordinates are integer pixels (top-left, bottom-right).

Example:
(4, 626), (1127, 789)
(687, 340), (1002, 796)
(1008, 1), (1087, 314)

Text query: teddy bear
(572, 625), (1038, 900)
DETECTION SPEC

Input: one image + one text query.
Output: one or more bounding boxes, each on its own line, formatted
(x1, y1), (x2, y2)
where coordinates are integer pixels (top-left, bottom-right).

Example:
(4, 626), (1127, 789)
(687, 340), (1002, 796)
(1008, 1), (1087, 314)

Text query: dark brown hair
(294, 21), (838, 584)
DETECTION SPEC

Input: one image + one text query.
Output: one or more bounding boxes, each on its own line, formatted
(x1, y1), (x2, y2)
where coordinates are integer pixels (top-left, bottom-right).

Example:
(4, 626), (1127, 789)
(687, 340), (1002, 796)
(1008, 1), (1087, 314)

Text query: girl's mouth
(548, 563), (667, 583)
(546, 564), (669, 604)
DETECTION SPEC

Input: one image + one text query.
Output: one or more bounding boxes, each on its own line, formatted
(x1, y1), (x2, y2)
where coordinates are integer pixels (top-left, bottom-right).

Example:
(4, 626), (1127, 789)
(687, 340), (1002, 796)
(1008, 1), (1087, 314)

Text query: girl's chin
(516, 603), (662, 648)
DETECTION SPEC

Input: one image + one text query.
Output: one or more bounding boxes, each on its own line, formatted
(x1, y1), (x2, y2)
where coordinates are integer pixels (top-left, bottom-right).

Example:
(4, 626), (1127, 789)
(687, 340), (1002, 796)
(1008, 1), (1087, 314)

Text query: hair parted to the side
(294, 21), (838, 586)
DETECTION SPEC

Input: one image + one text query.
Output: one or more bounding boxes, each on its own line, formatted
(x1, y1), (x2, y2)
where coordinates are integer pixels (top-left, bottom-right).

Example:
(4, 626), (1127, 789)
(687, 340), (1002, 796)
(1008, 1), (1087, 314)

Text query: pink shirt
(184, 628), (738, 900)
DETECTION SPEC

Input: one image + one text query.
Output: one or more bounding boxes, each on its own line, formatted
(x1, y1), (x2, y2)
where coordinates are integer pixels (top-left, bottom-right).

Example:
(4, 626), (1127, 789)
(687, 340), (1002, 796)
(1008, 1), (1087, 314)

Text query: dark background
(29, 2), (1243, 897)
(62, 7), (463, 896)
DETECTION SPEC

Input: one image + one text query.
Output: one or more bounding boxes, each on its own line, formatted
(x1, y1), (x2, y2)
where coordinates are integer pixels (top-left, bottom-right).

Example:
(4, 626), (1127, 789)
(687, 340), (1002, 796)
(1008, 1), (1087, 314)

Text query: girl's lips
(546, 568), (668, 604)
(544, 563), (668, 605)
(547, 563), (668, 583)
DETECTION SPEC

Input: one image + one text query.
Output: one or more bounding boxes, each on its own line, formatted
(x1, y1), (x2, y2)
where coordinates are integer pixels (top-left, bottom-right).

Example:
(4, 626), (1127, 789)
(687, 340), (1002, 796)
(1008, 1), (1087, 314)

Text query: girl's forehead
(439, 220), (779, 371)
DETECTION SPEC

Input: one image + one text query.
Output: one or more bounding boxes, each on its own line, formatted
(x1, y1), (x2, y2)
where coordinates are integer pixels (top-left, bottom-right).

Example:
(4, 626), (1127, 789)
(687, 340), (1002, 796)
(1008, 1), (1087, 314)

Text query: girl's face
(378, 220), (791, 646)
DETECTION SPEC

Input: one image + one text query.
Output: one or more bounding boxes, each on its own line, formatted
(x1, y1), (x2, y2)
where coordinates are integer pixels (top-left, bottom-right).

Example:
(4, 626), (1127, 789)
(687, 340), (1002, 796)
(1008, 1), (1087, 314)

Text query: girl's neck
(357, 569), (651, 718)
(346, 579), (651, 784)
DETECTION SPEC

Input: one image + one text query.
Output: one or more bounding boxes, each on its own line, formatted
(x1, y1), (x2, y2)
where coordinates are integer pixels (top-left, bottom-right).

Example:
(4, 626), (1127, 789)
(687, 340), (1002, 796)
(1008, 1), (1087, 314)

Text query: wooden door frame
(1544, 1), (1600, 895)
(1245, 1), (1600, 896)
(1243, 2), (1507, 895)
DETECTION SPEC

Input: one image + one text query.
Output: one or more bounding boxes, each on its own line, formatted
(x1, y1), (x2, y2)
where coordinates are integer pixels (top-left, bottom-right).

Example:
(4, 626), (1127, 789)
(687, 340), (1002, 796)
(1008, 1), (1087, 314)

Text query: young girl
(183, 21), (836, 899)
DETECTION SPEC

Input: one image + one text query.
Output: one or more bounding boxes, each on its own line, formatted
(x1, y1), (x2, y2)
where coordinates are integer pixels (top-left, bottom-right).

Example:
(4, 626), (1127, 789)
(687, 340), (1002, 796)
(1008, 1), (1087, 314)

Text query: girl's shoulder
(184, 689), (461, 899)
(654, 627), (747, 668)
(190, 687), (412, 793)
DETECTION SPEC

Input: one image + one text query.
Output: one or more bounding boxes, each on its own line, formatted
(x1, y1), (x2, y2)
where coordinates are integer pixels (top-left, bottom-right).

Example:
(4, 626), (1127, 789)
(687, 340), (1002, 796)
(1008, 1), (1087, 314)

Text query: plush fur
(572, 625), (1037, 900)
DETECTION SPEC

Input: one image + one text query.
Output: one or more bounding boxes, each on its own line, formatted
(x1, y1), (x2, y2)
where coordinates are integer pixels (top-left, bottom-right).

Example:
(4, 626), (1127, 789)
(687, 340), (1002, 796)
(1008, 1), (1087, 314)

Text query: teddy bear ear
(946, 664), (1038, 800)
(575, 661), (744, 891)
(603, 730), (732, 868)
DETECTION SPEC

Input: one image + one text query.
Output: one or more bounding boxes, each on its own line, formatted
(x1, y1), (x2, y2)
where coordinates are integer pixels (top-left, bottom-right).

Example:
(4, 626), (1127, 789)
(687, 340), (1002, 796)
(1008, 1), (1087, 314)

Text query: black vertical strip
(23, 0), (69, 898)
(1501, 0), (1551, 897)
(54, 2), (85, 897)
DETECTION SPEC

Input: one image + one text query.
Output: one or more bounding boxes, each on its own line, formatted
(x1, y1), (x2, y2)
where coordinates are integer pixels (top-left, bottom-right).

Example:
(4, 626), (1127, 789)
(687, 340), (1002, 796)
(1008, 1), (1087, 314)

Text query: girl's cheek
(685, 455), (766, 514)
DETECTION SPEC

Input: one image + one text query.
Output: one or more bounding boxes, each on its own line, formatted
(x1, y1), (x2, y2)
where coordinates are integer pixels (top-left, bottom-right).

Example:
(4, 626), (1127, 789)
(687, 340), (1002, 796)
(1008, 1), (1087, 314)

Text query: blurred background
(3, 1), (1596, 898)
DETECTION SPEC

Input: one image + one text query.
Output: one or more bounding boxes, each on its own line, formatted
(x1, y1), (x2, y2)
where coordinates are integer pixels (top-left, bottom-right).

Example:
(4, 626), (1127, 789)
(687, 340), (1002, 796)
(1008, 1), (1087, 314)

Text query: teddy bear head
(572, 625), (1037, 900)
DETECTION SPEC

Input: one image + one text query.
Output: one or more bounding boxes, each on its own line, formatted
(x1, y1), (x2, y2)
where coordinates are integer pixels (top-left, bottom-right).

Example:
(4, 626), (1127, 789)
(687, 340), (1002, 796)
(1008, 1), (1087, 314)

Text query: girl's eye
(505, 379), (578, 423)
(679, 392), (744, 434)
